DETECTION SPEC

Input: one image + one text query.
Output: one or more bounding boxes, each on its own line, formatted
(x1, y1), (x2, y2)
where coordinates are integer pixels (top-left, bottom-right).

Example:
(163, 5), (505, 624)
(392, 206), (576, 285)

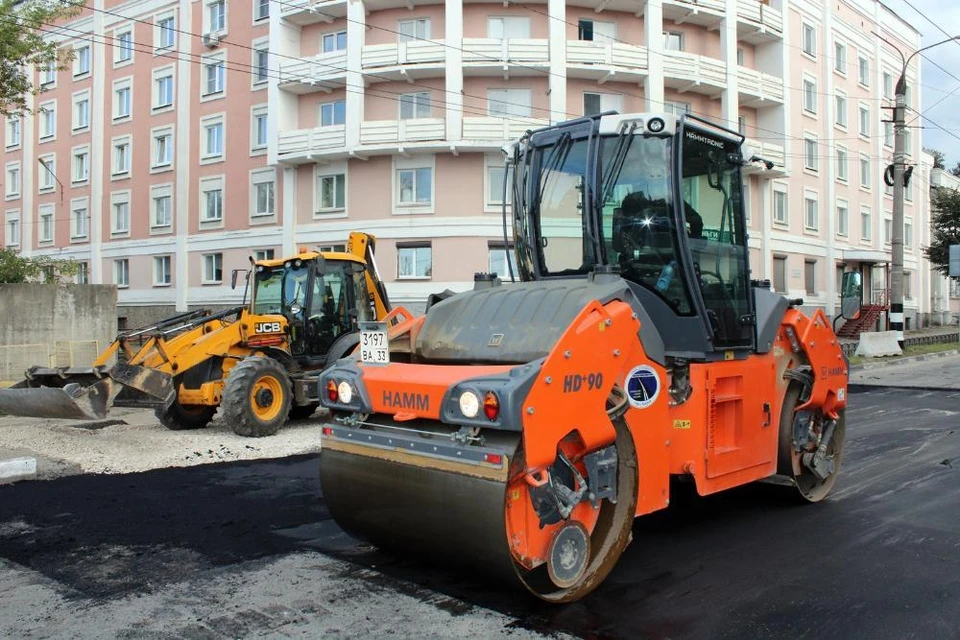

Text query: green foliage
(0, 0), (81, 117)
(923, 187), (960, 277)
(927, 149), (945, 170)
(0, 247), (78, 283)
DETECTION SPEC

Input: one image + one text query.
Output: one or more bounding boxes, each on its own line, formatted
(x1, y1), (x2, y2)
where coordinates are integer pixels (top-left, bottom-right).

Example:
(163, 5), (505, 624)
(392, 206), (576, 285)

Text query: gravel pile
(0, 408), (325, 479)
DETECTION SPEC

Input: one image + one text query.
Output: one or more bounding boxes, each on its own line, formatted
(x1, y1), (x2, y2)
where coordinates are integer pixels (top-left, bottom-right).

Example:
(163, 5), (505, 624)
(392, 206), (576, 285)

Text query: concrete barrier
(855, 331), (903, 357)
(0, 457), (37, 484)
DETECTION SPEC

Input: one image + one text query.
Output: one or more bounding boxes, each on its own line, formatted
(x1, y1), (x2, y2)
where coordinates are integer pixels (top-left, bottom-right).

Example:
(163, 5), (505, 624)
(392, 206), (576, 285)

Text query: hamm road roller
(316, 113), (852, 602)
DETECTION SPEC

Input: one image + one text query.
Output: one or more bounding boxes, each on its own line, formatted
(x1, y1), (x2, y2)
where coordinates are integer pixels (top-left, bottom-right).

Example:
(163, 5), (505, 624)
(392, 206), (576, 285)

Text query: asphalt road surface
(1, 386), (958, 639)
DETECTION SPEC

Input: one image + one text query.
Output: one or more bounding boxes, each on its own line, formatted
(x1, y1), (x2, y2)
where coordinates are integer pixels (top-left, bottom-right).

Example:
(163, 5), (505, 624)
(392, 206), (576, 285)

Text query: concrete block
(855, 331), (903, 358)
(0, 457), (38, 484)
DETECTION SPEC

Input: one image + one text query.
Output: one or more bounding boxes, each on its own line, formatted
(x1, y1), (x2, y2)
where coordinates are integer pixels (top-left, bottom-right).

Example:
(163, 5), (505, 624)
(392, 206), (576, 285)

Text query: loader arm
(346, 231), (391, 320)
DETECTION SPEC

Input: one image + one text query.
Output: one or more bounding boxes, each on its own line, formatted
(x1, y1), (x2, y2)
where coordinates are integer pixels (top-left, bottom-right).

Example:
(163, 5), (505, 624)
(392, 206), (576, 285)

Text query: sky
(884, 0), (960, 168)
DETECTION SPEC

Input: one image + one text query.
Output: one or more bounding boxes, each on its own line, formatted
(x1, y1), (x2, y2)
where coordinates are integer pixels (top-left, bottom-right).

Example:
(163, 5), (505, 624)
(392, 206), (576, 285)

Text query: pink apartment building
(0, 0), (944, 328)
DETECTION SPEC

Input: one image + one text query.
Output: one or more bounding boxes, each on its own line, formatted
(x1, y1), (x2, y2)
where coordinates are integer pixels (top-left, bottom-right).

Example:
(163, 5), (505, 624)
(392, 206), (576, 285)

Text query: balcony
(743, 138), (785, 176)
(362, 41), (446, 80)
(662, 51), (726, 96)
(360, 118), (446, 146)
(278, 51), (347, 94)
(662, 0), (725, 28)
(461, 38), (549, 76)
(279, 0), (348, 27)
(566, 42), (648, 82)
(736, 0), (783, 43)
(463, 116), (549, 141)
(277, 125), (346, 163)
(737, 66), (784, 107)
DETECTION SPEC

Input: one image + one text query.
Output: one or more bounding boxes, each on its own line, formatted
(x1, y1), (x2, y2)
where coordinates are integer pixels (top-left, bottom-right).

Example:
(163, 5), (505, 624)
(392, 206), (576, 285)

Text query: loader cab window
(252, 263), (308, 317)
(304, 261), (370, 357)
(599, 134), (694, 315)
(680, 126), (753, 348)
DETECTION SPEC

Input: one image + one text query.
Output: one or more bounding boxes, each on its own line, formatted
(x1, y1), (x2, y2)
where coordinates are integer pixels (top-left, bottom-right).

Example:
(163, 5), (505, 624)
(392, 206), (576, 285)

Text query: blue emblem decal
(625, 365), (660, 409)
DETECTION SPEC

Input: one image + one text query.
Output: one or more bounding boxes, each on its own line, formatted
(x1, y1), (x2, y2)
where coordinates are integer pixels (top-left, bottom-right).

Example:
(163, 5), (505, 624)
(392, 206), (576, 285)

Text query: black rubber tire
(221, 356), (293, 437)
(288, 402), (319, 420)
(155, 399), (216, 431)
(776, 382), (845, 503)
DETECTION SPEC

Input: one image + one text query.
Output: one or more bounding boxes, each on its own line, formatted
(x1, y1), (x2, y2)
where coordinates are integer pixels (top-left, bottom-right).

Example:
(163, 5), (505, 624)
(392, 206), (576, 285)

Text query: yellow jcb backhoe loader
(0, 232), (407, 437)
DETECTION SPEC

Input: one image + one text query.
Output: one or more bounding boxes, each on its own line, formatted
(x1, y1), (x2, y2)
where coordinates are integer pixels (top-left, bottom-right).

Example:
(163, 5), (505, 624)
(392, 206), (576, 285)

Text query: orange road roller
(317, 112), (853, 602)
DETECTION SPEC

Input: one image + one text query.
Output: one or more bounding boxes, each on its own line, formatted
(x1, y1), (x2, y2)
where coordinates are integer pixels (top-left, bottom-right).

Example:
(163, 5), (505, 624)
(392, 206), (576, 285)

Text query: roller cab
(318, 113), (849, 602)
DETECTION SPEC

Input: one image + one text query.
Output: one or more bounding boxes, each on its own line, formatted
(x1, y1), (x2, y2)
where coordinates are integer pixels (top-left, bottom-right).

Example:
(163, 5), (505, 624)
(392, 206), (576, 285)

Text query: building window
(154, 256), (172, 286)
(835, 93), (847, 128)
(203, 117), (224, 159)
(204, 58), (225, 96)
(151, 185), (173, 229)
(208, 0), (226, 33)
(487, 89), (532, 117)
(40, 102), (55, 140)
(804, 260), (816, 295)
(663, 102), (690, 116)
(858, 104), (870, 137)
(251, 170), (275, 218)
(5, 117), (21, 149)
(320, 100), (345, 126)
(834, 41), (846, 74)
(202, 253), (223, 283)
(578, 19), (616, 43)
(155, 71), (174, 109)
(773, 256), (787, 293)
(488, 244), (517, 278)
(112, 138), (131, 176)
(317, 173), (346, 212)
(397, 167), (432, 206)
(253, 47), (269, 85)
(158, 15), (176, 49)
(74, 45), (91, 76)
(39, 205), (53, 243)
(201, 178), (223, 223)
(252, 107), (268, 151)
(399, 92), (431, 120)
(40, 61), (56, 86)
(736, 47), (744, 66)
(72, 148), (89, 183)
(153, 128), (173, 168)
(858, 55), (869, 86)
(904, 271), (912, 299)
(112, 196), (130, 235)
(487, 164), (513, 207)
(397, 244), (432, 278)
(73, 93), (90, 131)
(737, 116), (747, 135)
(254, 249), (275, 261)
(837, 202), (849, 236)
(861, 206), (871, 241)
(860, 155), (871, 190)
(114, 83), (131, 120)
(803, 135), (818, 172)
(116, 30), (133, 63)
(114, 259), (130, 287)
(5, 163), (20, 199)
(583, 92), (623, 116)
(254, 0), (269, 21)
(71, 202), (88, 239)
(882, 71), (893, 99)
(802, 77), (817, 114)
(38, 156), (55, 191)
(884, 218), (892, 245)
(802, 23), (816, 57)
(835, 146), (848, 182)
(4, 211), (19, 247)
(883, 121), (893, 148)
(663, 30), (683, 51)
(398, 18), (430, 41)
(322, 31), (346, 52)
(804, 194), (818, 230)
(488, 16), (531, 39)
(76, 262), (88, 284)
(905, 221), (913, 248)
(773, 186), (787, 224)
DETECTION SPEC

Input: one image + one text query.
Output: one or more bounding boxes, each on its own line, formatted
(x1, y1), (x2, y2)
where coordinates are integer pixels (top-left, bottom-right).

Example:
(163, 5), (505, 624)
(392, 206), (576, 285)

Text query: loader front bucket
(0, 364), (174, 421)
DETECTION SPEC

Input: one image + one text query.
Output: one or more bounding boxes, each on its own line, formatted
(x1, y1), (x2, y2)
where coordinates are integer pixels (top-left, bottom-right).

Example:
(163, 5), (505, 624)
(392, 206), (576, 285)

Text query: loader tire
(221, 356), (292, 437)
(155, 400), (216, 431)
(288, 402), (319, 420)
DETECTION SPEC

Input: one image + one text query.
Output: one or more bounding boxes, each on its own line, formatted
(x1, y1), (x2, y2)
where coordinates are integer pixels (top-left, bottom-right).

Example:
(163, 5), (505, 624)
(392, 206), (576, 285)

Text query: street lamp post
(884, 35), (960, 345)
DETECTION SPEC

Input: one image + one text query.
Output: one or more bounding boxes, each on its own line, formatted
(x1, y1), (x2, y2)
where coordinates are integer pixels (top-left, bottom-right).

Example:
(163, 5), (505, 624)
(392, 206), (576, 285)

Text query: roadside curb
(849, 348), (960, 371)
(849, 383), (960, 393)
(0, 457), (37, 484)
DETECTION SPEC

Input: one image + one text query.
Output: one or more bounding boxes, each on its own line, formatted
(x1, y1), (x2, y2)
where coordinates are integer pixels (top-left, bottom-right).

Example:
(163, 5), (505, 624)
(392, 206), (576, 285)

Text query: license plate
(359, 322), (389, 365)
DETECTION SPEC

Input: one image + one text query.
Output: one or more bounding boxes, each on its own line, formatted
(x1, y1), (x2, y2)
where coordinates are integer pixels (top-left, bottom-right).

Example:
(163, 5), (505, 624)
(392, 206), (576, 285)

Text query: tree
(923, 187), (960, 277)
(926, 148), (946, 170)
(0, 0), (80, 117)
(0, 247), (78, 283)
(951, 162), (960, 179)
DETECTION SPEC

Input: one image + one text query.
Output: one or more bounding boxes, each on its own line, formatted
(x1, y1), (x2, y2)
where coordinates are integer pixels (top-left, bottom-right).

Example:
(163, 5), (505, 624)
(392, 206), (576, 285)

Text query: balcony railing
(737, 66), (785, 104)
(279, 0), (347, 26)
(567, 41), (649, 71)
(360, 118), (446, 145)
(277, 125), (346, 160)
(278, 51), (347, 89)
(461, 38), (549, 64)
(662, 51), (726, 91)
(463, 116), (549, 140)
(362, 41), (446, 68)
(736, 0), (783, 38)
(745, 138), (785, 172)
(669, 0), (725, 13)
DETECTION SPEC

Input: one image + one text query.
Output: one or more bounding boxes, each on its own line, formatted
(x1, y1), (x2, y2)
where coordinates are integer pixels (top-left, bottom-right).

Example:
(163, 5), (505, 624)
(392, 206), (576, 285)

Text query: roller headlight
(647, 117), (665, 133)
(459, 391), (480, 418)
(337, 381), (354, 404)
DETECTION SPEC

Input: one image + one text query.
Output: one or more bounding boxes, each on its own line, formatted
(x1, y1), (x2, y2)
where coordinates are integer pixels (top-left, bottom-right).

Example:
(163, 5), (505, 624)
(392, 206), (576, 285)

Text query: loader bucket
(0, 363), (174, 421)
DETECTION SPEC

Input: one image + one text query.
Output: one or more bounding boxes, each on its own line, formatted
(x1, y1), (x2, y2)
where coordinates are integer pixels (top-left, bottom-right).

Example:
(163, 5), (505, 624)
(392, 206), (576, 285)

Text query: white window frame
(883, 121), (893, 148)
(114, 27), (134, 66)
(150, 183), (174, 232)
(250, 168), (276, 221)
(905, 220), (913, 249)
(772, 183), (788, 225)
(5, 116), (21, 150)
(252, 38), (269, 88)
(803, 133), (818, 173)
(111, 190), (131, 237)
(72, 145), (90, 185)
(488, 243), (518, 278)
(152, 66), (175, 112)
(858, 103), (870, 138)
(487, 16), (531, 40)
(859, 154), (871, 191)
(201, 114), (225, 163)
(487, 88), (532, 118)
(860, 205), (872, 242)
(315, 161), (347, 217)
(73, 44), (91, 78)
(393, 156), (435, 214)
(154, 255), (172, 287)
(883, 217), (892, 246)
(399, 92), (431, 120)
(834, 40), (847, 75)
(836, 199), (849, 237)
(76, 262), (89, 285)
(882, 71), (893, 99)
(199, 175), (225, 227)
(38, 204), (55, 244)
(858, 55), (869, 87)
(114, 259), (130, 288)
(802, 76), (817, 115)
(583, 92), (623, 116)
(111, 135), (132, 179)
(5, 162), (21, 200)
(202, 253), (223, 284)
(397, 244), (432, 279)
(38, 154), (56, 193)
(206, 0), (227, 35)
(72, 90), (91, 133)
(254, 249), (275, 261)
(398, 18), (430, 42)
(254, 0), (269, 22)
(155, 12), (176, 50)
(113, 77), (133, 122)
(40, 60), (57, 88)
(663, 30), (684, 51)
(321, 30), (347, 53)
(484, 155), (513, 212)
(834, 91), (847, 129)
(202, 52), (226, 99)
(835, 145), (848, 183)
(70, 197), (89, 241)
(319, 100), (346, 126)
(801, 22), (816, 58)
(4, 209), (20, 247)
(250, 105), (268, 154)
(151, 125), (174, 172)
(39, 100), (56, 141)
(803, 190), (819, 231)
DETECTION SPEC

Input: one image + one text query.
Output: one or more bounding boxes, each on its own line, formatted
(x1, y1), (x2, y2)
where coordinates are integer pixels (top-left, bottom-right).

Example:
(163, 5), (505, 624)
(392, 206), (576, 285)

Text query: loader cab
(513, 112), (754, 355)
(251, 255), (373, 362)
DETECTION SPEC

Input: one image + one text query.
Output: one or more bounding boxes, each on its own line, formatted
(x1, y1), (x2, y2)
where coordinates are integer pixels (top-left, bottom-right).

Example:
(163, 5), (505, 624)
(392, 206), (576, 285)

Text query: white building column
(822, 3), (837, 312)
(643, 0), (664, 111)
(174, 0), (193, 311)
(344, 0), (366, 149)
(547, 0), (567, 122)
(19, 71), (35, 259)
(445, 0), (463, 140)
(281, 167), (297, 256)
(89, 0), (106, 284)
(720, 0), (739, 130)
